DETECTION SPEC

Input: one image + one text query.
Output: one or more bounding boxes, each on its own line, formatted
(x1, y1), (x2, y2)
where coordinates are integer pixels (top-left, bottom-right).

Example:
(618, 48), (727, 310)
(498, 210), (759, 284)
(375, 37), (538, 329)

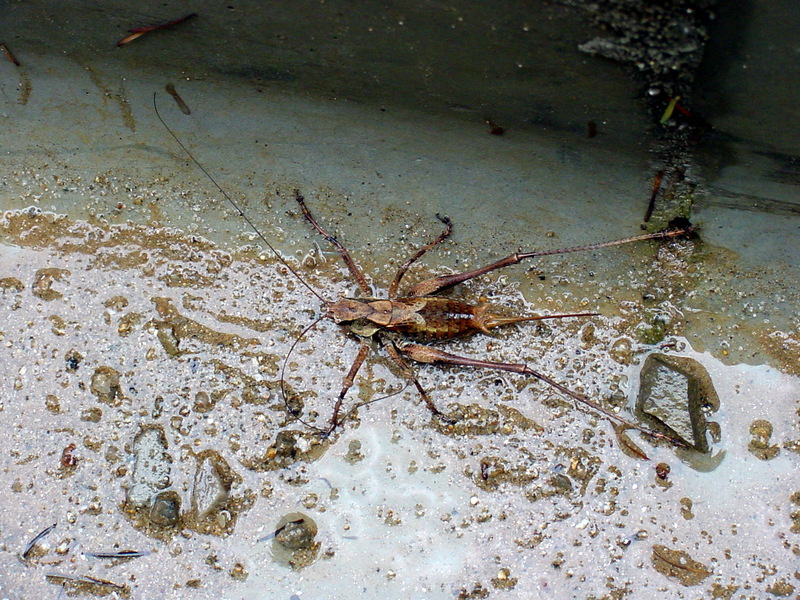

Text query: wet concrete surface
(1, 1), (799, 599)
(0, 216), (798, 598)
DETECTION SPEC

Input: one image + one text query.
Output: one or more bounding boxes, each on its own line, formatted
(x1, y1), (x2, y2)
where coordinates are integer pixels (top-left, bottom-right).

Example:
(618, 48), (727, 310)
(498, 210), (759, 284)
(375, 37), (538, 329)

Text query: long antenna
(153, 93), (326, 304)
(280, 314), (329, 433)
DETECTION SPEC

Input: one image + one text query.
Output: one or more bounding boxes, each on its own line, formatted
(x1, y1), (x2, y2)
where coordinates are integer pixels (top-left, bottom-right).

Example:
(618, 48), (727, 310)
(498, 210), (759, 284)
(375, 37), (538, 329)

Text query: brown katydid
(154, 94), (692, 449)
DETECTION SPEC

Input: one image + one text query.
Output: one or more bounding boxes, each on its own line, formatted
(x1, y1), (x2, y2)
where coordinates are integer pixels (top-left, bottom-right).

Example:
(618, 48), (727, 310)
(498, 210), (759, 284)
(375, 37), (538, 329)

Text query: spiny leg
(327, 339), (371, 433)
(408, 227), (693, 297)
(295, 191), (372, 297)
(384, 340), (454, 423)
(388, 214), (452, 299)
(398, 343), (688, 447)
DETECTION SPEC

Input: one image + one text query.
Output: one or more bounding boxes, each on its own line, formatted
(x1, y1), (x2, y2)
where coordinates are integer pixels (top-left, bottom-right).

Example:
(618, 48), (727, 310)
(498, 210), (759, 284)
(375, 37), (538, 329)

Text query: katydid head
(327, 299), (374, 324)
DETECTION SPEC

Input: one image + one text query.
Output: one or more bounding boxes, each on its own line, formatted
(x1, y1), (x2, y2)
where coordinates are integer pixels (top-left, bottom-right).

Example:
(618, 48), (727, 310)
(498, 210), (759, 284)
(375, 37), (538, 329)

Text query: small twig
(83, 549), (150, 559)
(116, 13), (197, 47)
(644, 170), (664, 223)
(165, 83), (191, 115)
(0, 42), (20, 66)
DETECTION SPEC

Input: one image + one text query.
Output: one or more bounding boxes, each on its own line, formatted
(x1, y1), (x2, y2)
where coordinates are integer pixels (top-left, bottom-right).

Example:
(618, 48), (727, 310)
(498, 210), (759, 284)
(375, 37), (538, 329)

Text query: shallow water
(1, 208), (798, 599)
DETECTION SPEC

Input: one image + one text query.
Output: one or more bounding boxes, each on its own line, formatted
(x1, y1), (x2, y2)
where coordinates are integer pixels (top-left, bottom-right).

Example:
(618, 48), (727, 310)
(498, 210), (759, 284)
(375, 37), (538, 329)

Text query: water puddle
(1, 207), (798, 599)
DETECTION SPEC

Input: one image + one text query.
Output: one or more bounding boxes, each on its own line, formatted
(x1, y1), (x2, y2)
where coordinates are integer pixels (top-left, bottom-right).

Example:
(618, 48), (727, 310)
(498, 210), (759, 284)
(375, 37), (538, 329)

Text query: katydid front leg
(295, 191), (373, 297)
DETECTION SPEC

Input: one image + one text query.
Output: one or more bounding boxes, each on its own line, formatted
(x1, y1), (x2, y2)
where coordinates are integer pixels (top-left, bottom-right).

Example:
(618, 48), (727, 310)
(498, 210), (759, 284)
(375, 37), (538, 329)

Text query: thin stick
(644, 170), (664, 222)
(116, 13), (197, 47)
(165, 83), (191, 115)
(0, 42), (20, 66)
(83, 550), (150, 559)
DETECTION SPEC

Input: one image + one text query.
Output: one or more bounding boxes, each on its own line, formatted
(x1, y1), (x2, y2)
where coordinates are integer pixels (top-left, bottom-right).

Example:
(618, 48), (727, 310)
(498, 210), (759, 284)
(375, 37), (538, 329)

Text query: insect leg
(327, 339), (371, 432)
(408, 228), (693, 297)
(295, 191), (372, 296)
(388, 214), (452, 299)
(398, 343), (688, 447)
(384, 341), (454, 423)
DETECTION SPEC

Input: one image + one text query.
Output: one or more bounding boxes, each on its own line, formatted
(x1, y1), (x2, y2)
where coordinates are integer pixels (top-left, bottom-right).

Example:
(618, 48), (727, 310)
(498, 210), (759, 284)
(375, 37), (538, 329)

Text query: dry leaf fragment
(651, 544), (712, 586)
